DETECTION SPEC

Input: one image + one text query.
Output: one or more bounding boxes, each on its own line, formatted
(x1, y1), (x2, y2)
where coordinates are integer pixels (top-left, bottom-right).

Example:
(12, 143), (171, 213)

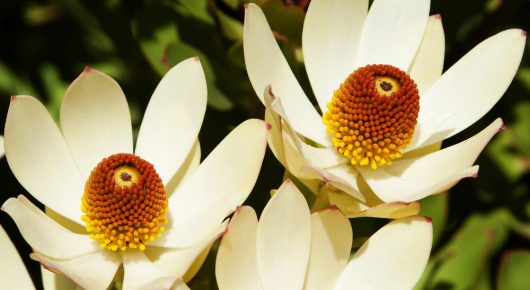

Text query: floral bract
(243, 0), (526, 209)
(215, 180), (433, 290)
(2, 58), (269, 290)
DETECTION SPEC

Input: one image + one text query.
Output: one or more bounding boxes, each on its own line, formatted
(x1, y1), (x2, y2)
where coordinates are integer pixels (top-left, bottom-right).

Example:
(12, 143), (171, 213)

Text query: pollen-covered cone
(1, 58), (269, 290)
(216, 180), (433, 290)
(244, 0), (525, 213)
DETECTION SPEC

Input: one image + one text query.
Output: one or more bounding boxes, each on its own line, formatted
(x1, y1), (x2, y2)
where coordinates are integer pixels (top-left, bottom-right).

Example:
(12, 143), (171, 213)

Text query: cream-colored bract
(2, 58), (269, 290)
(243, 0), (525, 212)
(0, 224), (35, 289)
(216, 180), (433, 290)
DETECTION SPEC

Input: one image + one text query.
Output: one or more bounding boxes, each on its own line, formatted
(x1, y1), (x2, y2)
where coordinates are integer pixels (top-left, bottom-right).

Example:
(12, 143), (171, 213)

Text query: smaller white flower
(0, 224), (35, 289)
(216, 180), (433, 290)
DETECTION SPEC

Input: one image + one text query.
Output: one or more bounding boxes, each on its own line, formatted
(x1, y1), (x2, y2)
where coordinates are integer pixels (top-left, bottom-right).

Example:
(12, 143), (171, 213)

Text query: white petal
(412, 29), (526, 148)
(361, 119), (502, 202)
(41, 267), (77, 290)
(150, 219), (227, 249)
(147, 227), (221, 278)
(333, 216), (432, 290)
(216, 206), (264, 290)
(303, 0), (368, 112)
(257, 180), (311, 290)
(327, 190), (420, 219)
(5, 95), (84, 225)
(168, 119), (268, 231)
(135, 58), (207, 184)
(244, 4), (329, 145)
(171, 280), (191, 290)
(0, 135), (4, 158)
(60, 68), (133, 179)
(2, 196), (99, 259)
(121, 251), (177, 290)
(409, 15), (445, 94)
(356, 0), (430, 71)
(0, 224), (35, 289)
(30, 250), (120, 290)
(305, 164), (366, 203)
(164, 140), (201, 198)
(304, 209), (352, 290)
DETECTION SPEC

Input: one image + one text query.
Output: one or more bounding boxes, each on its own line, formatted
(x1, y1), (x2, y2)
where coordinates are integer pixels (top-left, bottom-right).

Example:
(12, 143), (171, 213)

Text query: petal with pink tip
(333, 216), (432, 290)
(5, 95), (84, 225)
(135, 58), (207, 184)
(60, 68), (133, 179)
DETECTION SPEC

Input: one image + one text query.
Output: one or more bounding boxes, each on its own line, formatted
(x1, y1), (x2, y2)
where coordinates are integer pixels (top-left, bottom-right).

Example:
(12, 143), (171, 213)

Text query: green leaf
(498, 250), (530, 290)
(39, 63), (68, 122)
(216, 9), (243, 41)
(261, 0), (305, 46)
(419, 193), (448, 247)
(176, 0), (215, 25)
(426, 212), (509, 290)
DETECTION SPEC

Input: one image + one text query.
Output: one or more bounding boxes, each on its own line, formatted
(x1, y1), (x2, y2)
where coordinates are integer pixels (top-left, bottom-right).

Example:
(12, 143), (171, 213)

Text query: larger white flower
(216, 180), (433, 290)
(243, 0), (526, 204)
(2, 58), (269, 290)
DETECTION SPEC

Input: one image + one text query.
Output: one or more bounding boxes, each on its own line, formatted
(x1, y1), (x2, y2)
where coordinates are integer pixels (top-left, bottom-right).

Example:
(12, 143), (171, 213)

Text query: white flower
(216, 180), (433, 290)
(243, 0), (525, 206)
(0, 224), (35, 289)
(2, 58), (269, 290)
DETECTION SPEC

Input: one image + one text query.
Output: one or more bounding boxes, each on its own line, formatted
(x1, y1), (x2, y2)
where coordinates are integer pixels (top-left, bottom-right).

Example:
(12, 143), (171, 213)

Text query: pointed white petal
(171, 280), (191, 290)
(31, 251), (120, 290)
(244, 4), (329, 145)
(0, 225), (35, 289)
(305, 164), (366, 203)
(257, 180), (311, 290)
(409, 15), (445, 94)
(333, 216), (432, 290)
(121, 251), (177, 290)
(216, 206), (263, 290)
(168, 119), (268, 234)
(135, 58), (207, 184)
(361, 119), (502, 202)
(303, 0), (368, 112)
(356, 0), (430, 71)
(150, 219), (227, 249)
(2, 196), (99, 259)
(304, 209), (352, 290)
(413, 29), (526, 148)
(147, 226), (221, 278)
(5, 95), (84, 225)
(60, 68), (133, 179)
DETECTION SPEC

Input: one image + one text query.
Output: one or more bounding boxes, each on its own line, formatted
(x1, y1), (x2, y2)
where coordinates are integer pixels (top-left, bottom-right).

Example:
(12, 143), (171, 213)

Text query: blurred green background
(0, 0), (529, 289)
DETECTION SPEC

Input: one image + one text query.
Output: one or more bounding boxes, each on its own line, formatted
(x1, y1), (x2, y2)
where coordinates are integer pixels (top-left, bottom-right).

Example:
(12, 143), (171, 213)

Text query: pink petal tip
(266, 122), (272, 130)
(434, 14), (441, 20)
(10, 95), (16, 102)
(83, 66), (93, 73)
(521, 30), (527, 37)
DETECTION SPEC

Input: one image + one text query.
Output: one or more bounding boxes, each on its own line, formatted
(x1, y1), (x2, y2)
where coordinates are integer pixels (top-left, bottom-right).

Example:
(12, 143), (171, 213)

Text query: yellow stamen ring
(81, 153), (168, 251)
(323, 64), (419, 169)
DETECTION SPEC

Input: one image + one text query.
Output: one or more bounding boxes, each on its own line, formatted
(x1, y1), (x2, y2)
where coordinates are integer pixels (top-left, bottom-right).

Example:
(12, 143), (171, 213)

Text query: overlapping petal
(356, 0), (430, 71)
(304, 208), (352, 290)
(257, 180), (311, 290)
(302, 0), (368, 112)
(121, 251), (177, 290)
(5, 95), (84, 225)
(409, 15), (445, 94)
(135, 57), (207, 184)
(412, 29), (525, 148)
(60, 67), (133, 179)
(360, 118), (502, 202)
(333, 216), (432, 290)
(216, 207), (263, 290)
(30, 251), (121, 290)
(2, 196), (99, 259)
(168, 119), (268, 234)
(244, 3), (329, 146)
(0, 224), (35, 289)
